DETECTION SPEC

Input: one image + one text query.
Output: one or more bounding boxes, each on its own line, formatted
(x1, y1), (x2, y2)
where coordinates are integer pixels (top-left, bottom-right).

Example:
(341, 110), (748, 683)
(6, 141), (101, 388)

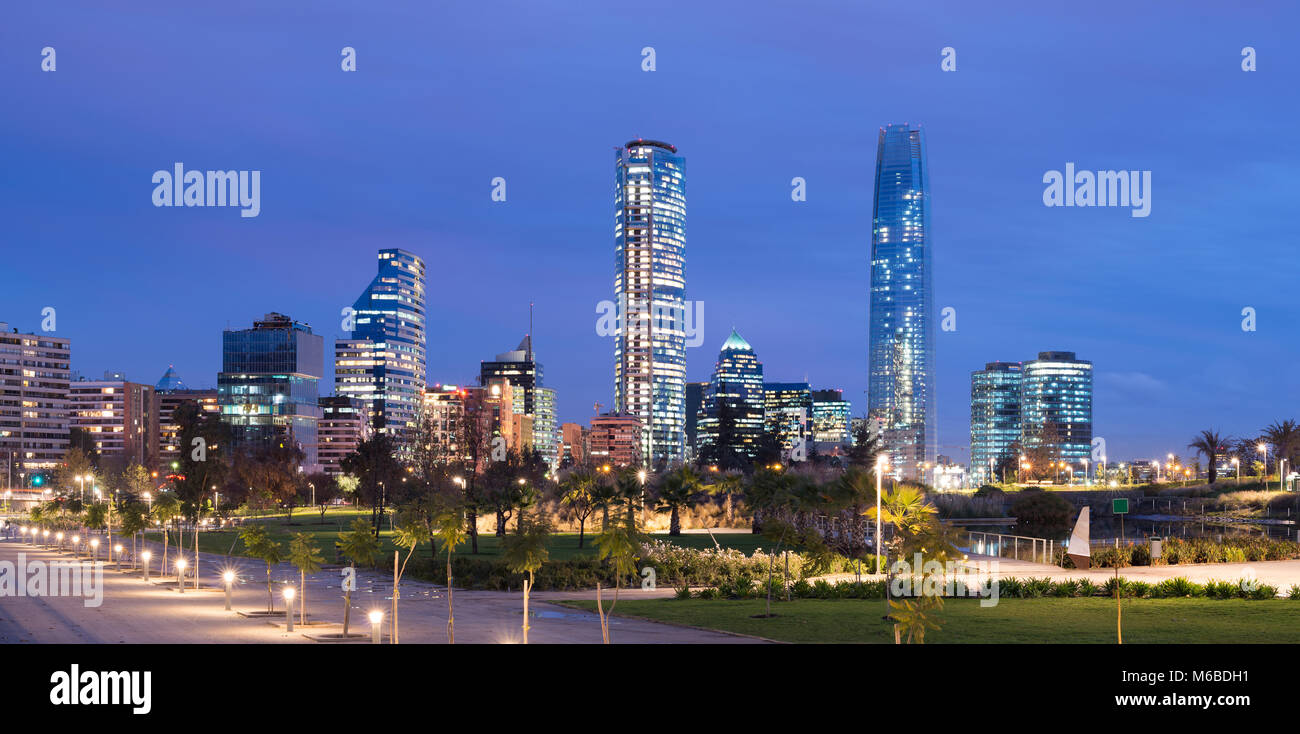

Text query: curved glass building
(613, 139), (686, 466)
(868, 124), (936, 480)
(335, 249), (427, 444)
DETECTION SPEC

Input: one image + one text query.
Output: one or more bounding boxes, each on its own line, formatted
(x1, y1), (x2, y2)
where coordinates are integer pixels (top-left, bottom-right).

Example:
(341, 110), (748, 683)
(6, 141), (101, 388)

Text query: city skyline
(3, 2), (1297, 464)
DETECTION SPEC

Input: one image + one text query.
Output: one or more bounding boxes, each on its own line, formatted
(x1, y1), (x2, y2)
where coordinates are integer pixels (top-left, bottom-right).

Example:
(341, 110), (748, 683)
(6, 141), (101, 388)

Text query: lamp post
(1232, 457), (1240, 485)
(175, 558), (187, 592)
(220, 570), (236, 610)
(114, 544), (123, 571)
(874, 456), (887, 575)
(42, 528), (49, 548)
(369, 609), (384, 644)
(283, 586), (296, 631)
(71, 534), (80, 559)
(141, 550), (152, 580)
(90, 538), (99, 562)
(55, 531), (63, 551)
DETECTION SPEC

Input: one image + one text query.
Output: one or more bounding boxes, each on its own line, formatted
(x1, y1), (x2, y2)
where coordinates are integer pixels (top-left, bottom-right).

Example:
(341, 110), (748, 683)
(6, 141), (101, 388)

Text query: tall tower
(613, 139), (687, 467)
(697, 329), (765, 466)
(1020, 351), (1093, 466)
(335, 249), (427, 444)
(868, 124), (936, 480)
(970, 361), (1023, 485)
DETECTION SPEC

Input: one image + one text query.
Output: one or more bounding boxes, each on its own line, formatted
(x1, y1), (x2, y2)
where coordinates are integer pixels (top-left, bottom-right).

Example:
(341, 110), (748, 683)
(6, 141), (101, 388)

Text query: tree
(501, 517), (550, 644)
(653, 466), (702, 536)
(54, 448), (96, 500)
(429, 495), (467, 643)
(118, 502), (149, 570)
(391, 512), (431, 644)
(239, 525), (284, 612)
(151, 493), (182, 571)
(304, 472), (339, 524)
(705, 471), (744, 528)
(558, 468), (598, 548)
(121, 463), (154, 501)
(1188, 429), (1228, 485)
(845, 418), (881, 469)
(288, 533), (324, 625)
(337, 518), (381, 635)
(1262, 420), (1300, 474)
(340, 434), (405, 537)
(593, 513), (645, 644)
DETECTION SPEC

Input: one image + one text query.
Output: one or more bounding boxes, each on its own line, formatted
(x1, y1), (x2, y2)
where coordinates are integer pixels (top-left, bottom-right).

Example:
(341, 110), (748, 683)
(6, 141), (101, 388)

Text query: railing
(964, 530), (1055, 564)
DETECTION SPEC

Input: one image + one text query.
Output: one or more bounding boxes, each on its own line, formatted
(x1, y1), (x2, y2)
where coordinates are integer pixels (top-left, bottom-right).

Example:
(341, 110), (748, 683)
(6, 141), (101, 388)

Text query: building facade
(69, 375), (159, 469)
(1020, 351), (1093, 467)
(811, 388), (853, 450)
(318, 396), (370, 476)
(696, 329), (765, 464)
(970, 361), (1023, 485)
(155, 366), (219, 467)
(613, 139), (687, 467)
(764, 382), (812, 457)
(560, 422), (588, 467)
(336, 248), (427, 444)
(480, 335), (558, 472)
(588, 414), (643, 468)
(0, 322), (71, 483)
(867, 123), (936, 480)
(218, 313), (324, 469)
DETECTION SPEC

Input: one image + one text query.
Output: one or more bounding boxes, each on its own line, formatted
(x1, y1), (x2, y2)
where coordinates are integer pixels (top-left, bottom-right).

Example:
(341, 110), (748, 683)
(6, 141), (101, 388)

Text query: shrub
(1010, 492), (1073, 531)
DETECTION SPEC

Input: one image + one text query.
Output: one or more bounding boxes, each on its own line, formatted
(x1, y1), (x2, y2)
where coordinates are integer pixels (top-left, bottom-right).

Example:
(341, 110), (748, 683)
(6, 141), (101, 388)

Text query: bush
(1010, 492), (1073, 531)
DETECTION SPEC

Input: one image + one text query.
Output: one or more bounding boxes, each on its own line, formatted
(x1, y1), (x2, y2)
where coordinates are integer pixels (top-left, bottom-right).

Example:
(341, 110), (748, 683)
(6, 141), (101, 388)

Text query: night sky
(3, 1), (1296, 464)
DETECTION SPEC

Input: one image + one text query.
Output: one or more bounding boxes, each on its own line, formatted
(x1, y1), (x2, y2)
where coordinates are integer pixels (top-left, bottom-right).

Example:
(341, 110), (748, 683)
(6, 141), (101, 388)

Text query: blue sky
(2, 1), (1296, 463)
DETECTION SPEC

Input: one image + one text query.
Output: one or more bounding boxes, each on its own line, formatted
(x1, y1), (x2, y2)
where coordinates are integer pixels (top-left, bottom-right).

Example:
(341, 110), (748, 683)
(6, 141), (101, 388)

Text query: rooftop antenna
(527, 301), (534, 363)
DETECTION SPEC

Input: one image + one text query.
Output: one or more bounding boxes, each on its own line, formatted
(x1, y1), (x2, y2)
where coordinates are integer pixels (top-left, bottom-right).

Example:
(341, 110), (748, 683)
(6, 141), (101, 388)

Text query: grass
(559, 597), (1300, 643)
(146, 507), (766, 563)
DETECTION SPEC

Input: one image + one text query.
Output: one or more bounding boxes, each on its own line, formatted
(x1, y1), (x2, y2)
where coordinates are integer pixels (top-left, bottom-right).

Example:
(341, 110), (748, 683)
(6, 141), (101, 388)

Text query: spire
(155, 365), (187, 392)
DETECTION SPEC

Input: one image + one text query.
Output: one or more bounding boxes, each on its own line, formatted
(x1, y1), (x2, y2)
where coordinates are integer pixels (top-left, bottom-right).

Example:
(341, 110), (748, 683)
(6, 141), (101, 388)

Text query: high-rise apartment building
(613, 139), (687, 466)
(69, 374), (159, 469)
(336, 249), (427, 444)
(318, 396), (370, 476)
(155, 366), (219, 467)
(867, 123), (936, 480)
(0, 322), (71, 483)
(589, 414), (643, 468)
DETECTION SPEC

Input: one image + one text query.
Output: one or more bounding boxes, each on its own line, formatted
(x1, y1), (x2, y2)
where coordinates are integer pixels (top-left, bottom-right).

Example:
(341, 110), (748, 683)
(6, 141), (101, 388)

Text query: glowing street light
(55, 531), (64, 550)
(175, 558), (187, 592)
(42, 529), (50, 548)
(114, 544), (123, 571)
(368, 609), (384, 644)
(223, 571), (235, 610)
(71, 534), (80, 558)
(89, 538), (99, 561)
(141, 550), (152, 580)
(282, 586), (296, 631)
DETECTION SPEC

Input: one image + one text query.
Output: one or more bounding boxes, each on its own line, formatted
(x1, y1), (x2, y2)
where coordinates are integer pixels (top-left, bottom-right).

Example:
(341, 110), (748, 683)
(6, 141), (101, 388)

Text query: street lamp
(1232, 457), (1241, 485)
(223, 571), (235, 610)
(71, 534), (80, 558)
(369, 609), (384, 644)
(1258, 443), (1270, 489)
(141, 550), (152, 580)
(114, 544), (123, 571)
(874, 455), (887, 575)
(55, 530), (64, 551)
(282, 586), (296, 631)
(175, 558), (187, 592)
(89, 538), (99, 561)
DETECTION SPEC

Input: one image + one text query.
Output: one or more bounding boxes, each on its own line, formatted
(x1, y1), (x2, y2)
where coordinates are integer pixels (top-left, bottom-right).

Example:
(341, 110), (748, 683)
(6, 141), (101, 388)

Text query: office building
(69, 374), (159, 469)
(970, 362), (1023, 484)
(1021, 351), (1093, 467)
(697, 329), (765, 463)
(589, 414), (643, 468)
(318, 396), (370, 476)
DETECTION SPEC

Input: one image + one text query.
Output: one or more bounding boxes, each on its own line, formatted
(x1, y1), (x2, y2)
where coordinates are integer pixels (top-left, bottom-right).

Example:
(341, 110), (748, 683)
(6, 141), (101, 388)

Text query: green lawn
(147, 507), (764, 562)
(559, 597), (1300, 643)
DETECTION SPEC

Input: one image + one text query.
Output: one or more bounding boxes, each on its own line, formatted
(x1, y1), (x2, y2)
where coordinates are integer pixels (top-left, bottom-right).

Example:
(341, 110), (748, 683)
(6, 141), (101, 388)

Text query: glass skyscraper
(811, 389), (853, 446)
(970, 362), (1023, 484)
(697, 329), (765, 464)
(613, 139), (686, 466)
(335, 249), (427, 444)
(1021, 351), (1093, 465)
(868, 123), (936, 480)
(764, 382), (812, 455)
(480, 335), (559, 473)
(219, 313), (324, 468)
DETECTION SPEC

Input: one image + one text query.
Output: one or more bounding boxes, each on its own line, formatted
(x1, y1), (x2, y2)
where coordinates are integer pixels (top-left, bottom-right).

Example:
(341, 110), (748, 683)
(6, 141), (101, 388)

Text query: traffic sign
(1112, 498), (1129, 514)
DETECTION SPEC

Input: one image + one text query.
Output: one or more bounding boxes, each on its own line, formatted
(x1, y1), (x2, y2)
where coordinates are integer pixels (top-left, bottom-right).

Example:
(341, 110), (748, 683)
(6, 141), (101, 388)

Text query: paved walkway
(0, 535), (762, 644)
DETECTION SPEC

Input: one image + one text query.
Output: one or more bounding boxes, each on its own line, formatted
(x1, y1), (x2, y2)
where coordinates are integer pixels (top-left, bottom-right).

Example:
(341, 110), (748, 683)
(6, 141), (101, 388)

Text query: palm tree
(1188, 429), (1227, 485)
(391, 515), (430, 644)
(559, 470), (598, 548)
(430, 499), (467, 643)
(653, 466), (702, 536)
(593, 513), (645, 643)
(337, 518), (380, 636)
(706, 472), (744, 528)
(288, 533), (324, 625)
(239, 525), (284, 611)
(1262, 420), (1300, 477)
(501, 517), (550, 644)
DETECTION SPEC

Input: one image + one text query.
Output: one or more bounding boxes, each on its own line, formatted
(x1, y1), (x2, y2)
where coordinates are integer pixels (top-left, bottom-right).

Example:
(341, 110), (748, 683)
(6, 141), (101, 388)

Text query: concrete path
(0, 535), (761, 644)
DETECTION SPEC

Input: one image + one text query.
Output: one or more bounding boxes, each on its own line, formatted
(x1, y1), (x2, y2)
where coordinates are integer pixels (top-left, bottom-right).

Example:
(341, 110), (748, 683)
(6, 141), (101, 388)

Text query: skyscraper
(613, 139), (686, 467)
(0, 322), (70, 482)
(811, 389), (853, 448)
(336, 249), (427, 443)
(218, 313), (324, 469)
(1021, 351), (1093, 467)
(697, 329), (765, 465)
(764, 382), (813, 456)
(868, 123), (936, 480)
(970, 362), (1023, 484)
(69, 374), (159, 469)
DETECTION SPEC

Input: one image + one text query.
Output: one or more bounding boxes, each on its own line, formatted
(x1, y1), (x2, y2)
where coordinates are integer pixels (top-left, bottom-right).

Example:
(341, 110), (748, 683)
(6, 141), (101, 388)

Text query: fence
(964, 530), (1055, 564)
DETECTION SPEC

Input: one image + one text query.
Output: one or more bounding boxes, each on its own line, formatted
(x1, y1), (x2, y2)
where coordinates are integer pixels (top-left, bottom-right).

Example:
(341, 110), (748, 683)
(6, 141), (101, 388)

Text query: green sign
(1113, 498), (1129, 515)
